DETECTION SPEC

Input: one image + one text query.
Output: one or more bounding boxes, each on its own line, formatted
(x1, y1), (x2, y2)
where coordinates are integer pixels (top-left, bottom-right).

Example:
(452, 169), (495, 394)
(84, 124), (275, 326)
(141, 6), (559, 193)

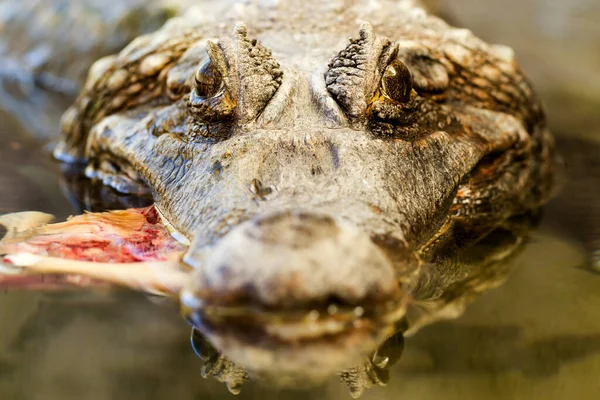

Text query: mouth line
(84, 152), (151, 196)
(183, 294), (407, 342)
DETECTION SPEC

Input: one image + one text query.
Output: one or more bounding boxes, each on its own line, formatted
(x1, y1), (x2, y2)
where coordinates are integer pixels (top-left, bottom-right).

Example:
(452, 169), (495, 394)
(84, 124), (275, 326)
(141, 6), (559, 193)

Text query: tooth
(353, 306), (365, 317)
(265, 318), (347, 340)
(155, 206), (191, 245)
(307, 310), (320, 321)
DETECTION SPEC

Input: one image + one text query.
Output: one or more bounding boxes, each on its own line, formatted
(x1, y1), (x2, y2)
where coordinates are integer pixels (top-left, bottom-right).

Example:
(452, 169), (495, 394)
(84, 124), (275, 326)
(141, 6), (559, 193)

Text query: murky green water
(1, 1), (600, 398)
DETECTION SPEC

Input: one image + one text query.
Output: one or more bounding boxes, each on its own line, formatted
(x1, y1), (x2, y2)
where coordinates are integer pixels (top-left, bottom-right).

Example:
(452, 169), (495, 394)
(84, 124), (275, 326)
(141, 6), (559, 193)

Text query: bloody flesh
(0, 206), (187, 291)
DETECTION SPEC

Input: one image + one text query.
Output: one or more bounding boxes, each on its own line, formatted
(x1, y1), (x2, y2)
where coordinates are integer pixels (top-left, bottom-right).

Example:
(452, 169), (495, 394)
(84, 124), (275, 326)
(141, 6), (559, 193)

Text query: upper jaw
(181, 209), (403, 302)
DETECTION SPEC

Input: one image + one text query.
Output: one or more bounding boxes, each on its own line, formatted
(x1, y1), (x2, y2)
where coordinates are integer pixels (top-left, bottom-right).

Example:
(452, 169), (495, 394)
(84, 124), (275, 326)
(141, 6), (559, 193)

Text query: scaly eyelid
(324, 23), (392, 119)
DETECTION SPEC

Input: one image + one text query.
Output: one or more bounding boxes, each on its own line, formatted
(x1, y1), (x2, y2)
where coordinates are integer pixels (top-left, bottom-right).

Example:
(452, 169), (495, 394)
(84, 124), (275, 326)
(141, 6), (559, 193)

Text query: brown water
(1, 0), (600, 398)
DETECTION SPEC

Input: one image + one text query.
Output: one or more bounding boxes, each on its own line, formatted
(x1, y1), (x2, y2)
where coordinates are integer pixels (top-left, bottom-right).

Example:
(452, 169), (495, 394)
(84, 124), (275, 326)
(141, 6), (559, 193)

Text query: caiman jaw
(179, 210), (408, 380)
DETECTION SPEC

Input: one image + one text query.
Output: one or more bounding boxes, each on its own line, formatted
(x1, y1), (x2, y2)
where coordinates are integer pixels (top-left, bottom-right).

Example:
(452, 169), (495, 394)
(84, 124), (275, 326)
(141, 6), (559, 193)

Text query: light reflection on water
(1, 0), (600, 398)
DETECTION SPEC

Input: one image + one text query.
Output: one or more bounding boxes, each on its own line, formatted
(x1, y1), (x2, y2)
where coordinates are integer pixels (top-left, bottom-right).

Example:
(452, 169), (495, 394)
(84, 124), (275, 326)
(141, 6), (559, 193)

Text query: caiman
(0, 0), (556, 394)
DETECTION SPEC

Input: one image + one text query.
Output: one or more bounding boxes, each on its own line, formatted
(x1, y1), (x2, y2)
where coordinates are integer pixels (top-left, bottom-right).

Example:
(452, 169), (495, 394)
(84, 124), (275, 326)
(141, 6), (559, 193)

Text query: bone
(0, 211), (55, 240)
(1, 253), (189, 295)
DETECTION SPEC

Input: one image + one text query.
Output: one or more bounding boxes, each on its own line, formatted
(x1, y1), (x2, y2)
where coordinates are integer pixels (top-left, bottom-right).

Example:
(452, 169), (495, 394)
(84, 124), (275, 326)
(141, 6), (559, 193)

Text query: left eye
(194, 59), (223, 98)
(381, 58), (413, 103)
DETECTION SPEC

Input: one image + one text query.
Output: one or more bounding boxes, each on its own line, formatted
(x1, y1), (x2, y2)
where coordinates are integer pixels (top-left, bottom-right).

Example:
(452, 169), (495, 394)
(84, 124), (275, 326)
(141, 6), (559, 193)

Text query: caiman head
(52, 1), (555, 385)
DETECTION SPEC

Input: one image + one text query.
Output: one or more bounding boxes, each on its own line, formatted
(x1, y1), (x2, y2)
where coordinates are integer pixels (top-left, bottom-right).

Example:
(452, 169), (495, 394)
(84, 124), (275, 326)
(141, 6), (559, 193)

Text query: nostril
(249, 178), (273, 198)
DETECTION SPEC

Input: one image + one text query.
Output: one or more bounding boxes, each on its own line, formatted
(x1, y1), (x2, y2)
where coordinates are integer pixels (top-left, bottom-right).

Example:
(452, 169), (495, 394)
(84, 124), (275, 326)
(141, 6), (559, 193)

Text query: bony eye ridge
(381, 59), (413, 103)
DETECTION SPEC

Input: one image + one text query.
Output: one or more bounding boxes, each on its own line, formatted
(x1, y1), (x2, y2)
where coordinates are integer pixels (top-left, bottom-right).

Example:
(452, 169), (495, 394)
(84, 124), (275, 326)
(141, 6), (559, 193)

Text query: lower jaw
(201, 320), (394, 385)
(185, 305), (406, 384)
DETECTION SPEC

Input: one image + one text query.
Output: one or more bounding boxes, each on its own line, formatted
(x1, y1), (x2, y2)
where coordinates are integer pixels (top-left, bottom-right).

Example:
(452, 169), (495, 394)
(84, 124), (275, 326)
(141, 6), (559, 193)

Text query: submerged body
(2, 0), (555, 392)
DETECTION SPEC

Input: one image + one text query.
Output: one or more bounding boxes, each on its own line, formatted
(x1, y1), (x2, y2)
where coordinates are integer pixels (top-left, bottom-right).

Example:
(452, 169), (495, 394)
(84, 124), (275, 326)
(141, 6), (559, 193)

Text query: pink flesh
(0, 206), (187, 291)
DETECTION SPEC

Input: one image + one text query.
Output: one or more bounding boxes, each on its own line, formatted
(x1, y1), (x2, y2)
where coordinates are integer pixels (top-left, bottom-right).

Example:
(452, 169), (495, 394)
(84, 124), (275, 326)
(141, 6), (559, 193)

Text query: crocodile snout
(180, 209), (406, 382)
(182, 209), (402, 312)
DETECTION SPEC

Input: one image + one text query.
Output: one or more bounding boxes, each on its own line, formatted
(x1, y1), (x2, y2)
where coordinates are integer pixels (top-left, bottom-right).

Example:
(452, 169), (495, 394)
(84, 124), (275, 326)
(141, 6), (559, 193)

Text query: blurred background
(0, 1), (599, 399)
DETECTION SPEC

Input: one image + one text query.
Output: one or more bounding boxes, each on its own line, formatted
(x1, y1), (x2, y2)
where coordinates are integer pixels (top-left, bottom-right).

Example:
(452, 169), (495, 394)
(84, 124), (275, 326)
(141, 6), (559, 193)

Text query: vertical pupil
(382, 59), (413, 103)
(195, 60), (221, 98)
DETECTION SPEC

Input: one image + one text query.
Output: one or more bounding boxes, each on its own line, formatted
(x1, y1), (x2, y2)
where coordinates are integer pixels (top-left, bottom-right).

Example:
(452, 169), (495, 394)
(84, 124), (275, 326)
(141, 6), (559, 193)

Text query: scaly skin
(50, 0), (556, 388)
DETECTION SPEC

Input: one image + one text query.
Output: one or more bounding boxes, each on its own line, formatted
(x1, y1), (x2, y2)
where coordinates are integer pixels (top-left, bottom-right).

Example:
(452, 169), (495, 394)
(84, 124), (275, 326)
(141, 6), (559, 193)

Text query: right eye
(194, 60), (223, 98)
(187, 59), (234, 125)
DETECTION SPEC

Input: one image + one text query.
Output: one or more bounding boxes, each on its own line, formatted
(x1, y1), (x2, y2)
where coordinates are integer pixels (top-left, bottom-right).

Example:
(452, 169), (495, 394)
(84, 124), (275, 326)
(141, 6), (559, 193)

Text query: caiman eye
(187, 56), (234, 126)
(186, 25), (282, 138)
(381, 59), (413, 103)
(194, 60), (222, 98)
